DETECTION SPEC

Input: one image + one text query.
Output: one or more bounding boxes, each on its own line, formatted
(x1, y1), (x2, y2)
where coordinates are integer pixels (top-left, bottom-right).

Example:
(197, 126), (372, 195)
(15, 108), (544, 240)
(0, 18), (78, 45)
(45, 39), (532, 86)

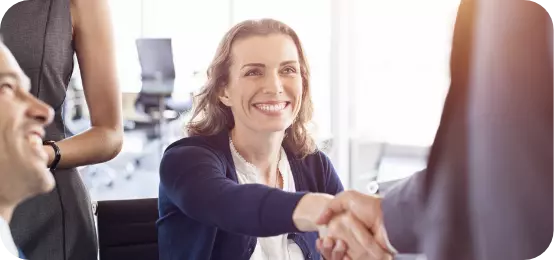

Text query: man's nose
(26, 95), (54, 125)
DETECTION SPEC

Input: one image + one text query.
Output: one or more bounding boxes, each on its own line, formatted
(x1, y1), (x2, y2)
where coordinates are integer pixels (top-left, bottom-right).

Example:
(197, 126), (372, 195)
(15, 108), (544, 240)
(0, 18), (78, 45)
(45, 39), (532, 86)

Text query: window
(142, 0), (230, 98)
(108, 0), (143, 93)
(350, 0), (461, 147)
(109, 0), (332, 137)
(109, 0), (230, 96)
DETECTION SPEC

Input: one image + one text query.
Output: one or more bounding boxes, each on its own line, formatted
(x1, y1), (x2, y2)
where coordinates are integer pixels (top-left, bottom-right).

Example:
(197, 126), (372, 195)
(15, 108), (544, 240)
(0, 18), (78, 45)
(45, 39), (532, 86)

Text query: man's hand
(319, 211), (393, 260)
(316, 190), (397, 257)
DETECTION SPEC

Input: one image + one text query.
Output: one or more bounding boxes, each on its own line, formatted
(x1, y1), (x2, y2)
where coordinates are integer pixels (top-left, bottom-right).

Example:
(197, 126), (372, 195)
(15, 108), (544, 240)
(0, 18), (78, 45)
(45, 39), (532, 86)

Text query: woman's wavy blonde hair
(186, 18), (316, 158)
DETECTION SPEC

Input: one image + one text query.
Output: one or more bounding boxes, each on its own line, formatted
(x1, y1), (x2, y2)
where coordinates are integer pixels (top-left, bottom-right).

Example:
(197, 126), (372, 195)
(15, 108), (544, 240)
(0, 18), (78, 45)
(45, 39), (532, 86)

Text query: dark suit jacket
(381, 0), (553, 259)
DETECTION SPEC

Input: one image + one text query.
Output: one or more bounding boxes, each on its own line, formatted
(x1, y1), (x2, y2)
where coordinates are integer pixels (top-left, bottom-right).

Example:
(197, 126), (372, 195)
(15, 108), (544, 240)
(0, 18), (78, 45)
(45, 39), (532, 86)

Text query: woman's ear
(218, 87), (232, 107)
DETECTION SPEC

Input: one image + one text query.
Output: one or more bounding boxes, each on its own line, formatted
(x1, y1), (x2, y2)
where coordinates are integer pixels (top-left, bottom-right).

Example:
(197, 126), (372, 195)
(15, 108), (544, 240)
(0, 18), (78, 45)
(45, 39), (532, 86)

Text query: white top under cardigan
(229, 139), (304, 260)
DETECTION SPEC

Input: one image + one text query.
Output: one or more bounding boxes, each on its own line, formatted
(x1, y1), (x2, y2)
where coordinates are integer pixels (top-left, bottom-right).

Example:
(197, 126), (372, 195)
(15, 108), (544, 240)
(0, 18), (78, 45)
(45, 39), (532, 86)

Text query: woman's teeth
(254, 103), (287, 112)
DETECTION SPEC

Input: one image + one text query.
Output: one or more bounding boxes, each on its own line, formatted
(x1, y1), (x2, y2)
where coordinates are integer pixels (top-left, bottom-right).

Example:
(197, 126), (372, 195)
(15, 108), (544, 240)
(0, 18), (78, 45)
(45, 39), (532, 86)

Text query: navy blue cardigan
(157, 130), (344, 260)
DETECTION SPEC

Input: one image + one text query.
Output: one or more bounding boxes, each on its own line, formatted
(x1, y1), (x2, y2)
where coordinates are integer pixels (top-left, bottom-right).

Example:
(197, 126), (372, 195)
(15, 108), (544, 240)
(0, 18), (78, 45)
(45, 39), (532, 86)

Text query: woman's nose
(263, 72), (284, 94)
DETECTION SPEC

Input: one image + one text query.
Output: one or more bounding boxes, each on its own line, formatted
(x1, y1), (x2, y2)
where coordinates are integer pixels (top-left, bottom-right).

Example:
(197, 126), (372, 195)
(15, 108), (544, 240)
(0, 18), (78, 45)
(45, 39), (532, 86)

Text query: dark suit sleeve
(159, 145), (307, 237)
(381, 170), (426, 254)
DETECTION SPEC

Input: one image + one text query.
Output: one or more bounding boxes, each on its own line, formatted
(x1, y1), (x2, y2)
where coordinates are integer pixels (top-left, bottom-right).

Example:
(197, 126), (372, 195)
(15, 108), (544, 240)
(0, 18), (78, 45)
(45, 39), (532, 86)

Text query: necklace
(274, 169), (282, 189)
(229, 137), (283, 189)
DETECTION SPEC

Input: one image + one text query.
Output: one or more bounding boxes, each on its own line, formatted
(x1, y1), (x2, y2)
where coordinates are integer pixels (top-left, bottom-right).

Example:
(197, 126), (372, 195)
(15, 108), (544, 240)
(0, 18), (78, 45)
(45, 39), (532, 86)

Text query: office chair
(95, 198), (159, 260)
(126, 38), (192, 166)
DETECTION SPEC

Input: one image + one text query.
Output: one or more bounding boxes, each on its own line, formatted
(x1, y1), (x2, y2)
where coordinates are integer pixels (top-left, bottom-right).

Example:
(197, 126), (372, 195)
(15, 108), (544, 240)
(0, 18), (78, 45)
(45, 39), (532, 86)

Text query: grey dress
(1, 0), (98, 259)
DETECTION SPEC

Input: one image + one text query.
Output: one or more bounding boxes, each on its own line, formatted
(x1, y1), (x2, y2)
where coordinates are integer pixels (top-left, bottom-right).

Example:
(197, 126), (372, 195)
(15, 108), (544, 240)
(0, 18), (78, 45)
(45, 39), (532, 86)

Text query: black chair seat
(96, 198), (159, 260)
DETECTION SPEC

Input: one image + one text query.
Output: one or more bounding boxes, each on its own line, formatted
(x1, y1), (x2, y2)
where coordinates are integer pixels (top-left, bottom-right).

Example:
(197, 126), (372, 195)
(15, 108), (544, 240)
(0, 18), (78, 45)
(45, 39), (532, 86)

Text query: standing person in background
(0, 0), (123, 259)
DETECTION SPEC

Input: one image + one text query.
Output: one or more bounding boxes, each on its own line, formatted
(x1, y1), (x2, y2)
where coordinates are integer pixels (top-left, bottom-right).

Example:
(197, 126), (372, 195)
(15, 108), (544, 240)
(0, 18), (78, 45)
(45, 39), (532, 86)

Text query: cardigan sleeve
(159, 145), (307, 237)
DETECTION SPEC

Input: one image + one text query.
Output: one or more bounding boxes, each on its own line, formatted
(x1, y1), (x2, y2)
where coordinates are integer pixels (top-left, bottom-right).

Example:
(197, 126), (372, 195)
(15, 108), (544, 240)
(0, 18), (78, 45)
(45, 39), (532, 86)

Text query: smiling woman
(187, 20), (315, 158)
(157, 19), (354, 260)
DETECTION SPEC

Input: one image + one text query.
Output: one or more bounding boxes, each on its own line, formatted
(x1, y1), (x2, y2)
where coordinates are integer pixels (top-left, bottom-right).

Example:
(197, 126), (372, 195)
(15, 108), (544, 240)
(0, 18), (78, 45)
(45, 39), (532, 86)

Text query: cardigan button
(307, 252), (312, 259)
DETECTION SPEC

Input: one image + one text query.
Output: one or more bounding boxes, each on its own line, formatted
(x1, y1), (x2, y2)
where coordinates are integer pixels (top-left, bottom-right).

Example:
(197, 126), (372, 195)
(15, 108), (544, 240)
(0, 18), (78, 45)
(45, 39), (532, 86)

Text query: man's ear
(218, 87), (232, 107)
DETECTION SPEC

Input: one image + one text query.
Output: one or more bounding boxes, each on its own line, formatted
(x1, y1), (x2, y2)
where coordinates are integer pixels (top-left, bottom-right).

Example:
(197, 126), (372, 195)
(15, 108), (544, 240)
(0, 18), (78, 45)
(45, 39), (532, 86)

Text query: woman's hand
(43, 145), (54, 168)
(292, 193), (334, 232)
(321, 212), (393, 260)
(317, 191), (396, 257)
(293, 193), (392, 259)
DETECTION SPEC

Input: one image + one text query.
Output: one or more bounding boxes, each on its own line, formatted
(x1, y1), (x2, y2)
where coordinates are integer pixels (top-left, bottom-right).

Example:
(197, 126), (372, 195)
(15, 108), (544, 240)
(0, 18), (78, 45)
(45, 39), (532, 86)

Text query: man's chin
(34, 167), (56, 193)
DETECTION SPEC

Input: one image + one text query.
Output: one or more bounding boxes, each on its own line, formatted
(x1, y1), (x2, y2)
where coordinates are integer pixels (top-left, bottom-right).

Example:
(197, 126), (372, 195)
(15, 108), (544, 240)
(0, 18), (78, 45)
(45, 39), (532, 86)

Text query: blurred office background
(60, 0), (461, 201)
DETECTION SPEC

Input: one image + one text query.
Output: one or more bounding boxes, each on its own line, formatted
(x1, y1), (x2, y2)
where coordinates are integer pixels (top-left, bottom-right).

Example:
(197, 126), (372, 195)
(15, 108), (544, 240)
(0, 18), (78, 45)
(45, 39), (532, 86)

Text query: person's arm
(314, 152), (352, 260)
(44, 0), (122, 169)
(381, 170), (426, 254)
(160, 145), (331, 237)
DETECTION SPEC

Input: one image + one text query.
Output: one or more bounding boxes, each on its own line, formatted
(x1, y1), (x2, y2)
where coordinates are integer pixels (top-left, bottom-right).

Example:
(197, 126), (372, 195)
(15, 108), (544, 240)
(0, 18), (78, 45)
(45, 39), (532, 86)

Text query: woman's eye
(245, 69), (262, 76)
(282, 67), (297, 74)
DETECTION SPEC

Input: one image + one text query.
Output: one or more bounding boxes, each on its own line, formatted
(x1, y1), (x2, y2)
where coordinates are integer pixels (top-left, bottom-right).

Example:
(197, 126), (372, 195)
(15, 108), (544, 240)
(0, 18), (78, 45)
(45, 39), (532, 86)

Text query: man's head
(0, 40), (55, 214)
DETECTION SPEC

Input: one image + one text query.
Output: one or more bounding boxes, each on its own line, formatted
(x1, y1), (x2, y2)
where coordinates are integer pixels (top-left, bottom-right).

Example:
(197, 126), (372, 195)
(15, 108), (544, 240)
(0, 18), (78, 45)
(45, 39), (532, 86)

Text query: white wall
(330, 0), (462, 189)
(349, 0), (460, 147)
(5, 0), (464, 189)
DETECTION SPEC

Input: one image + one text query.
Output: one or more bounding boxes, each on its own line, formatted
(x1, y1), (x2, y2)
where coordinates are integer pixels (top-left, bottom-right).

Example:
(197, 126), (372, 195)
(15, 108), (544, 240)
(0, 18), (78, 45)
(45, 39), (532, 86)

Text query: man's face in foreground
(0, 42), (55, 206)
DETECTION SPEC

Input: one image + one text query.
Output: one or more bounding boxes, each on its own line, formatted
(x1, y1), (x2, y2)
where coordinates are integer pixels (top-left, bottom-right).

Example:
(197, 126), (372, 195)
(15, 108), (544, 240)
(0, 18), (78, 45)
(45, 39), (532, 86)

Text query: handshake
(293, 191), (397, 260)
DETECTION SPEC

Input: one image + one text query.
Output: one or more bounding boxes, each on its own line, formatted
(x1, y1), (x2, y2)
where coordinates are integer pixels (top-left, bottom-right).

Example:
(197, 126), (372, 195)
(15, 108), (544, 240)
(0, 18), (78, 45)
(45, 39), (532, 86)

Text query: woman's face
(220, 34), (303, 134)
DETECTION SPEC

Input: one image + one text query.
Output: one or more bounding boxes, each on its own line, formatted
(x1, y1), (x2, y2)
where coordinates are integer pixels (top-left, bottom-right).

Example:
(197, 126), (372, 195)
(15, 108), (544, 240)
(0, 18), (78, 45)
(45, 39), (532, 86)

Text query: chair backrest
(136, 38), (175, 80)
(96, 198), (159, 260)
(135, 38), (176, 111)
